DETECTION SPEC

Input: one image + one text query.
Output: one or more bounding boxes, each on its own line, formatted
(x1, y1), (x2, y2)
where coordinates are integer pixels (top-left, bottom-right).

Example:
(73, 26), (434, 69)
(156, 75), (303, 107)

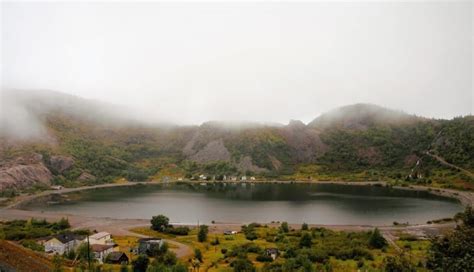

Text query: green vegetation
(427, 206), (474, 271)
(0, 218), (70, 241)
(150, 215), (190, 236)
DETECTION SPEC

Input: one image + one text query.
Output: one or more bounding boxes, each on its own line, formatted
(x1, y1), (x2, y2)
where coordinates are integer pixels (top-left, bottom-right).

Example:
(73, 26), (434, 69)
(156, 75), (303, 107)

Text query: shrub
(197, 225), (208, 242)
(256, 254), (273, 262)
(368, 228), (387, 249)
(150, 215), (169, 232)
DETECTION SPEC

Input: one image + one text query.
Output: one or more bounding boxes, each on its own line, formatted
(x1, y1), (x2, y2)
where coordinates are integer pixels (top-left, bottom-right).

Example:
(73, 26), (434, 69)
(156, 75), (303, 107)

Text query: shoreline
(1, 180), (472, 237)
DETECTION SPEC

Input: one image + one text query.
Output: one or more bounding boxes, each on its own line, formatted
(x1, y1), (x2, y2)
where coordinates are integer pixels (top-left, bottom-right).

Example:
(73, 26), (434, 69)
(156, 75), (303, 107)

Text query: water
(25, 183), (463, 225)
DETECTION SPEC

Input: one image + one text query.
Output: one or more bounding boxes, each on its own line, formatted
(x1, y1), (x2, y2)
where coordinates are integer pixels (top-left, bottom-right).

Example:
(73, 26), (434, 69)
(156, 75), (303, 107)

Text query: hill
(1, 90), (473, 192)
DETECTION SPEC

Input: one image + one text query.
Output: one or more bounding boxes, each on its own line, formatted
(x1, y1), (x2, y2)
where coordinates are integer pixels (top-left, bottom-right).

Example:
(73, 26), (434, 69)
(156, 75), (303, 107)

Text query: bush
(165, 226), (190, 236)
(150, 215), (169, 232)
(280, 222), (289, 233)
(256, 254), (273, 262)
(194, 249), (203, 262)
(231, 257), (256, 272)
(20, 239), (44, 251)
(197, 225), (208, 242)
(368, 228), (387, 249)
(132, 255), (149, 272)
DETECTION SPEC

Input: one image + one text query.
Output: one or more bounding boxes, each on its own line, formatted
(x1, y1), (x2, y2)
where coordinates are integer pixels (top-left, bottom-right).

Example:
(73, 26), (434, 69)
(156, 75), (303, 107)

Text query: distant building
(44, 233), (84, 255)
(250, 176), (256, 181)
(138, 238), (164, 256)
(223, 230), (238, 235)
(265, 248), (279, 260)
(106, 251), (129, 265)
(241, 176), (247, 181)
(88, 232), (113, 245)
(91, 244), (115, 263)
(50, 185), (64, 190)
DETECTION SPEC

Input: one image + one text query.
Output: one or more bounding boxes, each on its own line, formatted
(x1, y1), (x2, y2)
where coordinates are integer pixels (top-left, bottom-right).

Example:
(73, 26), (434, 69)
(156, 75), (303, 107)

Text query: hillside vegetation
(1, 91), (473, 192)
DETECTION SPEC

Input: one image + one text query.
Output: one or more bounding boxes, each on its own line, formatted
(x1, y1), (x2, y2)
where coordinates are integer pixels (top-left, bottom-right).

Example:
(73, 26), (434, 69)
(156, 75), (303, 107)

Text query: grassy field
(130, 224), (430, 272)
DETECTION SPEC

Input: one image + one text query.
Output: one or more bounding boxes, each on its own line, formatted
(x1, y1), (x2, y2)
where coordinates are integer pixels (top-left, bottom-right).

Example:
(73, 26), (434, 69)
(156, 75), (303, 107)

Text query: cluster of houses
(193, 175), (257, 181)
(40, 231), (129, 264)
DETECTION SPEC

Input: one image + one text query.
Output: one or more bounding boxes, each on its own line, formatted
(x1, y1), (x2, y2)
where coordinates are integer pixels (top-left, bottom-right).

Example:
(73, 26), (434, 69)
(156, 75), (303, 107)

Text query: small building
(265, 248), (279, 260)
(50, 185), (64, 190)
(106, 251), (129, 265)
(138, 238), (164, 256)
(88, 232), (113, 245)
(44, 233), (84, 255)
(241, 176), (247, 181)
(250, 176), (256, 181)
(91, 244), (115, 263)
(223, 230), (237, 235)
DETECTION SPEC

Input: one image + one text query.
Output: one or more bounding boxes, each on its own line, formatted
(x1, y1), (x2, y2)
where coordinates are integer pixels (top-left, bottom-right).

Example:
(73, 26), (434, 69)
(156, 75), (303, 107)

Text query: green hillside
(1, 93), (473, 192)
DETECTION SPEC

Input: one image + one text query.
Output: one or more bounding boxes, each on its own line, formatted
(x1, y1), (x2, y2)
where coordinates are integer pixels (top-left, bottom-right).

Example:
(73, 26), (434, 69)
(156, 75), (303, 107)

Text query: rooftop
(89, 232), (111, 240)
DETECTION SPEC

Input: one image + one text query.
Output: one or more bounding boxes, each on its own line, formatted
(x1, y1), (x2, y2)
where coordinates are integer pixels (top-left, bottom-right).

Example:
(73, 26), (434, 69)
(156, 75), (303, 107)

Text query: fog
(1, 2), (473, 126)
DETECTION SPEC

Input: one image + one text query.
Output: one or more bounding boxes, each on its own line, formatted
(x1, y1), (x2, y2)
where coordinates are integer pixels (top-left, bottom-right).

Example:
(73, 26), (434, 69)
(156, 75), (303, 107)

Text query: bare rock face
(189, 139), (231, 163)
(78, 172), (95, 181)
(49, 155), (74, 174)
(237, 156), (267, 173)
(0, 153), (53, 191)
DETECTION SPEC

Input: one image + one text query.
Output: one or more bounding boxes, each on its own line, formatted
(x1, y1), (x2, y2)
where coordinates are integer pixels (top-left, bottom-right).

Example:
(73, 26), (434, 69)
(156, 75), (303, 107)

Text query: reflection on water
(25, 183), (463, 225)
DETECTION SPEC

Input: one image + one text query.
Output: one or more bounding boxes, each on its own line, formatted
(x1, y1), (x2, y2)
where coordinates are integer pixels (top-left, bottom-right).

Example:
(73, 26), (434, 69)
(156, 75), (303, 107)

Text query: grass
(130, 225), (432, 272)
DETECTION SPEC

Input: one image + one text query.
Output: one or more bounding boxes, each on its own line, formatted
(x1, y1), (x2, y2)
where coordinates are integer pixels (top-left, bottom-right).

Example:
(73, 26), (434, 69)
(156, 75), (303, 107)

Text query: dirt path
(426, 151), (474, 178)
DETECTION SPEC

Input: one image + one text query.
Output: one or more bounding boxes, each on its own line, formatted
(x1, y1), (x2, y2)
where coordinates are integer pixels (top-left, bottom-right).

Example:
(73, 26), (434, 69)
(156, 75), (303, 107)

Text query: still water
(26, 183), (463, 225)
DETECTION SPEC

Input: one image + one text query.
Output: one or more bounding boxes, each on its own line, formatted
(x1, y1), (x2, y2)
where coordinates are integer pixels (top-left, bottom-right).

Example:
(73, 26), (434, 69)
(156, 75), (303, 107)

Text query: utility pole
(87, 235), (91, 271)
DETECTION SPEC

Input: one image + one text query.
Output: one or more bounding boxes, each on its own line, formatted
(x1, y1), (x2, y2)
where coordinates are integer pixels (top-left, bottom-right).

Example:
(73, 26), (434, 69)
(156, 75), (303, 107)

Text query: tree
(299, 232), (312, 248)
(231, 257), (256, 272)
(301, 223), (309, 231)
(132, 254), (149, 272)
(280, 222), (289, 233)
(77, 243), (94, 262)
(428, 207), (474, 271)
(151, 215), (169, 232)
(368, 228), (387, 249)
(197, 225), (208, 242)
(194, 248), (203, 262)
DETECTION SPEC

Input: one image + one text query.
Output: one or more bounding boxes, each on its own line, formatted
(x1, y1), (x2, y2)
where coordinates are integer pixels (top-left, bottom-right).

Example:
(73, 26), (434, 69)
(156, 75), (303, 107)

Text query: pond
(24, 183), (463, 225)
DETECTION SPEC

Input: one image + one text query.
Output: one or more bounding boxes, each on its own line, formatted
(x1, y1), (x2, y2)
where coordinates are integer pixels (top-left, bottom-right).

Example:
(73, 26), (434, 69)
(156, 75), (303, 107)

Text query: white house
(91, 244), (115, 263)
(44, 233), (84, 255)
(88, 232), (113, 245)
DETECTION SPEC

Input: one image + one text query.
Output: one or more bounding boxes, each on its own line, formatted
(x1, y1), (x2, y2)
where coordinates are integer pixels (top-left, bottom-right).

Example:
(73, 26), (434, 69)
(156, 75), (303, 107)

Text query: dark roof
(265, 248), (279, 254)
(107, 251), (128, 261)
(138, 238), (162, 243)
(52, 233), (83, 244)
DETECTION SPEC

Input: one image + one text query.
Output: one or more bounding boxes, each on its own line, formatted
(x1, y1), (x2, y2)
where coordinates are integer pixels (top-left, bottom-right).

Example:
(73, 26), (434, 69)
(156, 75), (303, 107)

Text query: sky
(1, 1), (473, 125)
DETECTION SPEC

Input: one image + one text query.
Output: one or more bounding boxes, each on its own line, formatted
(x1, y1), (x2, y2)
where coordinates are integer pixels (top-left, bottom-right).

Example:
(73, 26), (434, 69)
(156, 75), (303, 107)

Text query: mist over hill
(0, 90), (473, 192)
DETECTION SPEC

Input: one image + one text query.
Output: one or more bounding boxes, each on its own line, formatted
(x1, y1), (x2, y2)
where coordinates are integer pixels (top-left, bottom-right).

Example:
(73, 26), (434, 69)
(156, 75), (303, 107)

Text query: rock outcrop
(78, 172), (95, 182)
(0, 153), (53, 191)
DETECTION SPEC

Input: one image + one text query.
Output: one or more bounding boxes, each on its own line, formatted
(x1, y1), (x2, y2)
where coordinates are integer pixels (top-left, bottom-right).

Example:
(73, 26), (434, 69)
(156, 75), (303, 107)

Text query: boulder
(49, 155), (74, 174)
(78, 172), (96, 181)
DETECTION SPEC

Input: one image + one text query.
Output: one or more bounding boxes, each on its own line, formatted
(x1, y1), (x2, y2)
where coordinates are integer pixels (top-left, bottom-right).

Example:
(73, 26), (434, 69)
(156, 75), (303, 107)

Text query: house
(50, 185), (64, 190)
(199, 174), (207, 180)
(106, 251), (129, 264)
(44, 233), (84, 255)
(91, 244), (115, 263)
(138, 238), (164, 256)
(265, 248), (279, 260)
(88, 232), (113, 245)
(241, 176), (247, 181)
(223, 230), (238, 235)
(250, 176), (256, 181)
